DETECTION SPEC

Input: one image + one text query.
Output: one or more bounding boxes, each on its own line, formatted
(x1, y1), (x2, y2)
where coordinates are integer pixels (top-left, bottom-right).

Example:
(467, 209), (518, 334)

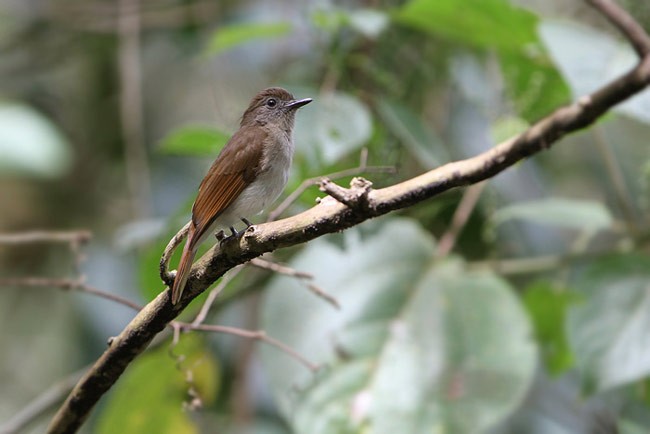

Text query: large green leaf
(395, 0), (537, 51)
(568, 254), (650, 391)
(260, 219), (536, 433)
(96, 335), (219, 434)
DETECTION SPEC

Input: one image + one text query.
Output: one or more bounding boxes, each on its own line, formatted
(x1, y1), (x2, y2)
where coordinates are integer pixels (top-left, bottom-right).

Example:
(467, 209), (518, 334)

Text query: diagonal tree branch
(46, 1), (650, 432)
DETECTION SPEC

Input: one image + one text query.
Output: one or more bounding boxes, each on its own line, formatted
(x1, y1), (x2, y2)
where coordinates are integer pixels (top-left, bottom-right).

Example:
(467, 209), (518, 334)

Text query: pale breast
(217, 133), (294, 227)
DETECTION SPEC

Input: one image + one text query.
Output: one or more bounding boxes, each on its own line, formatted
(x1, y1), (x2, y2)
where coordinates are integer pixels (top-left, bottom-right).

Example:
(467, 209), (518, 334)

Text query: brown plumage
(171, 88), (312, 305)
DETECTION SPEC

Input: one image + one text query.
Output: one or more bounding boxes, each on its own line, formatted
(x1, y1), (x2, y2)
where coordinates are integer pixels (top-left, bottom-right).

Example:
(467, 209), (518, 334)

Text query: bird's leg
(216, 219), (251, 245)
(217, 225), (246, 247)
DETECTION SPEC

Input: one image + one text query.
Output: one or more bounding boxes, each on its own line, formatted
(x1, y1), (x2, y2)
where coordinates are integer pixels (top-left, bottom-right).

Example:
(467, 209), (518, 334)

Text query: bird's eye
(266, 98), (277, 108)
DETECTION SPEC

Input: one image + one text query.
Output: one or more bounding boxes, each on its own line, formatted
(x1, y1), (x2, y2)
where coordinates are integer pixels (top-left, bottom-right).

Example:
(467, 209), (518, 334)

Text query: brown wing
(189, 125), (266, 245)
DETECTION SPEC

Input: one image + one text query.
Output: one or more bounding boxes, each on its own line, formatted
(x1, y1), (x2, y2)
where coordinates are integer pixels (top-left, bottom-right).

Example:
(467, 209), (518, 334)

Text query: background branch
(588, 0), (650, 56)
(436, 182), (486, 257)
(177, 323), (320, 372)
(0, 278), (143, 312)
(118, 0), (151, 219)
(0, 230), (91, 245)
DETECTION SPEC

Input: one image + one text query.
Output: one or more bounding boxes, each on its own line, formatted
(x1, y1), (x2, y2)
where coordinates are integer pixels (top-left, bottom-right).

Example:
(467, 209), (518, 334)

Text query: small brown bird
(171, 88), (312, 304)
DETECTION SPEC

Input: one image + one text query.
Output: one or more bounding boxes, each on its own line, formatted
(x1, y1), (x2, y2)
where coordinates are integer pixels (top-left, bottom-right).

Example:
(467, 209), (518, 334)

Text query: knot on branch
(319, 177), (374, 212)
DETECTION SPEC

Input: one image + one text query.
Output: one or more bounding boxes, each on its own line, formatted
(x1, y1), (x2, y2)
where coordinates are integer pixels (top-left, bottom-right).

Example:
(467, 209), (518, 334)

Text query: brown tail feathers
(171, 226), (198, 305)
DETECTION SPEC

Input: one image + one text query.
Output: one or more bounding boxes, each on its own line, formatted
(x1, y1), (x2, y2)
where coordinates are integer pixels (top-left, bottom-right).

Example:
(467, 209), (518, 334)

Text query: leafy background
(1, 0), (650, 433)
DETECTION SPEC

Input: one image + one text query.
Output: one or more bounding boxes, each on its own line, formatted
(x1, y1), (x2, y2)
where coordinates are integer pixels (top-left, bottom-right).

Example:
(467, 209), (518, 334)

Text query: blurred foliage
(488, 198), (613, 234)
(158, 126), (230, 156)
(523, 281), (577, 375)
(261, 219), (536, 433)
(1, 0), (650, 433)
(568, 255), (650, 393)
(97, 334), (220, 434)
(206, 22), (292, 56)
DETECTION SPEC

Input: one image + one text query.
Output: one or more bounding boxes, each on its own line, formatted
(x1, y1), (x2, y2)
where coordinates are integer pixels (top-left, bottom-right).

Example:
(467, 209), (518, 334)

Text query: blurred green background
(1, 0), (650, 433)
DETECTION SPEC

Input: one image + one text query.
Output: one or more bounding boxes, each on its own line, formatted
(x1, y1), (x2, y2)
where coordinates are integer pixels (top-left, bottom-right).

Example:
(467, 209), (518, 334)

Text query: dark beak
(285, 98), (313, 110)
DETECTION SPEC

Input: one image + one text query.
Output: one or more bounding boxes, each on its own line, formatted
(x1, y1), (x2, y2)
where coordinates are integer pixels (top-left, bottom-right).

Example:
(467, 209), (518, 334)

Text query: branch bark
(46, 1), (650, 432)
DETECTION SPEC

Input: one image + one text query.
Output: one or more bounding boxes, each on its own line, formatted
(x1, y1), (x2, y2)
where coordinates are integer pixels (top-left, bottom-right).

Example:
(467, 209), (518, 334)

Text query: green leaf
(491, 198), (613, 232)
(260, 218), (536, 433)
(395, 0), (538, 51)
(96, 335), (220, 434)
(0, 102), (72, 178)
(539, 20), (650, 124)
(205, 22), (292, 56)
(499, 49), (571, 122)
(523, 281), (576, 374)
(568, 254), (650, 391)
(158, 125), (230, 156)
(376, 99), (449, 169)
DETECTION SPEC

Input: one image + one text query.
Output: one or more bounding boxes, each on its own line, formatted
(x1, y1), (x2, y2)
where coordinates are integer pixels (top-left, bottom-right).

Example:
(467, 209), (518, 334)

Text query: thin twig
(0, 231), (91, 245)
(250, 257), (313, 279)
(178, 322), (320, 372)
(80, 285), (143, 311)
(468, 248), (623, 275)
(1, 275), (316, 425)
(592, 126), (639, 232)
(436, 182), (487, 257)
(191, 266), (243, 326)
(0, 230), (91, 283)
(0, 278), (143, 312)
(588, 0), (650, 56)
(2, 271), (318, 376)
(305, 283), (340, 309)
(250, 258), (340, 309)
